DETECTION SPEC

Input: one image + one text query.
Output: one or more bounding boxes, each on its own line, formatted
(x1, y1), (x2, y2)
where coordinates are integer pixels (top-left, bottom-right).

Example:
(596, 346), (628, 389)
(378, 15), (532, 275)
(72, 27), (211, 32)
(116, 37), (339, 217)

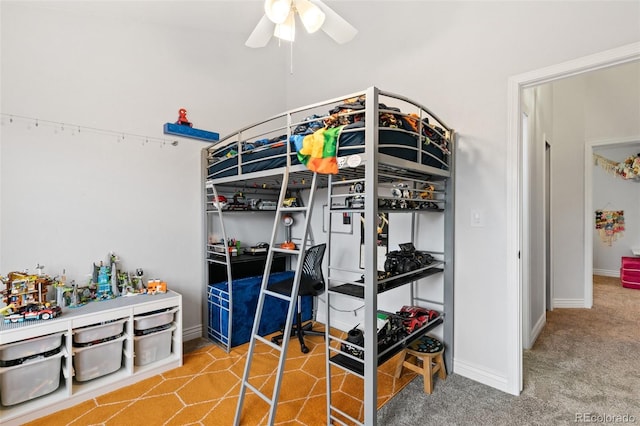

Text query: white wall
(2, 0), (640, 395)
(550, 77), (588, 304)
(282, 1), (640, 392)
(592, 145), (640, 275)
(0, 1), (287, 340)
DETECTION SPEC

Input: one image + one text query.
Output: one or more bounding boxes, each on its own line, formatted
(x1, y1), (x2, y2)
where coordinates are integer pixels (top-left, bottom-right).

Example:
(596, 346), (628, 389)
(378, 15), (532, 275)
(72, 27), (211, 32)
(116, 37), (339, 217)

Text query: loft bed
(204, 87), (453, 351)
(205, 88), (452, 191)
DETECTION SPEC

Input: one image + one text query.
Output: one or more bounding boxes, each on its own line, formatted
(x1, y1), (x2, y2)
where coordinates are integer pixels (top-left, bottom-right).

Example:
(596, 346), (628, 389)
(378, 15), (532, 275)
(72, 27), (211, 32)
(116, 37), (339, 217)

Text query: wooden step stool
(394, 338), (446, 394)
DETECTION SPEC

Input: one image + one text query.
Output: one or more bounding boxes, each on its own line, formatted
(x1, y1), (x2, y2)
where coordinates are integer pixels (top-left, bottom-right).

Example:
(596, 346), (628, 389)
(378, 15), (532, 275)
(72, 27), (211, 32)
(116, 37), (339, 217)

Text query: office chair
(269, 243), (326, 353)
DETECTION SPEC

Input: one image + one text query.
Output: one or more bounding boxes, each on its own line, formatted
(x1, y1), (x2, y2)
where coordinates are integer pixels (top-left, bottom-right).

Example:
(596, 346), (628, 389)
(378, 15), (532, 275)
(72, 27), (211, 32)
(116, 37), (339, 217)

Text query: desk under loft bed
(203, 86), (454, 425)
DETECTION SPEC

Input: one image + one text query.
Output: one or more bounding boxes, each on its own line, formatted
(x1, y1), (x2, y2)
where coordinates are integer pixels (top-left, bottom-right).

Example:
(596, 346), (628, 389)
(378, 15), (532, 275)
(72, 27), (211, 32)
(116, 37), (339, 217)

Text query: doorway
(506, 41), (640, 395)
(586, 138), (640, 287)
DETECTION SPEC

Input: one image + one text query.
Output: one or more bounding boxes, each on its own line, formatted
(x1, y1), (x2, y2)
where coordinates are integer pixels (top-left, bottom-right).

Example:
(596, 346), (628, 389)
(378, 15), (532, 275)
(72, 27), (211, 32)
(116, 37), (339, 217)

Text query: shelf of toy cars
(377, 197), (445, 212)
(328, 315), (444, 376)
(328, 262), (445, 299)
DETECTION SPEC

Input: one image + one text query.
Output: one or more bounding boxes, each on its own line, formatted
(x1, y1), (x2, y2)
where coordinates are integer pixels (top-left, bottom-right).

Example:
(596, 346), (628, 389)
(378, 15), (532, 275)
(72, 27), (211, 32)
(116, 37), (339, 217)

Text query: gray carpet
(377, 275), (640, 425)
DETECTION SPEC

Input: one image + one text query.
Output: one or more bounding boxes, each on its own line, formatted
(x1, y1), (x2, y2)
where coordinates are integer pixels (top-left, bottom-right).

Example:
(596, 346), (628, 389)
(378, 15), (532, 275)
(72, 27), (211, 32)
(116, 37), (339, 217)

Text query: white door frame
(544, 137), (553, 312)
(506, 41), (640, 395)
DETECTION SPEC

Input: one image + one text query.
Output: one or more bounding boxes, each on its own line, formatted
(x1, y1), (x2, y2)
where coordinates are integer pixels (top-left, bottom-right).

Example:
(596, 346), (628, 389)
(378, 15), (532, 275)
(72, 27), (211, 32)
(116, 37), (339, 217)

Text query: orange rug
(25, 330), (416, 425)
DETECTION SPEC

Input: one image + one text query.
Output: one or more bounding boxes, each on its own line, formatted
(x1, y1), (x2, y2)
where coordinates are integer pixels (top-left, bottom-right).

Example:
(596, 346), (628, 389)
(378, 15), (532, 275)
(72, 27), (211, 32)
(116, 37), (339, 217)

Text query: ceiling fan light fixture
(247, 0), (357, 48)
(265, 0), (293, 24)
(295, 0), (326, 34)
(274, 10), (295, 42)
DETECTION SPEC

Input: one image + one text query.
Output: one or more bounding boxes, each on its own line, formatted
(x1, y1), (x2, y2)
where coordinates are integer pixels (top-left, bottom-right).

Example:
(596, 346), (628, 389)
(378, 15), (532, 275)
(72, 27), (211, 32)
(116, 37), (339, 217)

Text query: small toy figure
(147, 280), (167, 294)
(176, 108), (192, 127)
(390, 183), (410, 209)
(346, 181), (364, 208)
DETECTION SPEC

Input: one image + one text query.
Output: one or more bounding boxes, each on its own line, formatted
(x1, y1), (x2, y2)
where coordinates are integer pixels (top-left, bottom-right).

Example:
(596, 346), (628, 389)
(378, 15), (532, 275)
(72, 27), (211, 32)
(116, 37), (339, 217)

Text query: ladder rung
(330, 207), (363, 213)
(330, 406), (362, 426)
(280, 206), (308, 213)
(263, 289), (293, 302)
(245, 382), (272, 405)
(271, 247), (301, 255)
(328, 359), (365, 378)
(254, 334), (283, 351)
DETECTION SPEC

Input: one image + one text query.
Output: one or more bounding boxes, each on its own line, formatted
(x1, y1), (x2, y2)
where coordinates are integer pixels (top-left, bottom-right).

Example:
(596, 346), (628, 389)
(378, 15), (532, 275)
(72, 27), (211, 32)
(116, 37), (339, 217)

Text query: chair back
(300, 243), (326, 294)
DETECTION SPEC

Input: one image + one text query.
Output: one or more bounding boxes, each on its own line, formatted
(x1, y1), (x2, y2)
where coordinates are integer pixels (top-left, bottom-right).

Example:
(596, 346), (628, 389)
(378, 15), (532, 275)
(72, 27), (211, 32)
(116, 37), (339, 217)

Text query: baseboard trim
(528, 313), (546, 348)
(593, 268), (619, 278)
(183, 324), (203, 342)
(553, 298), (586, 308)
(453, 358), (514, 395)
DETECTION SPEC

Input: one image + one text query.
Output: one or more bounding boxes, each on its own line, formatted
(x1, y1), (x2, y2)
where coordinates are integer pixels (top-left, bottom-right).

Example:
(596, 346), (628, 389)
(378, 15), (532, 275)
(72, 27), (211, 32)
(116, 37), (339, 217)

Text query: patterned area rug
(25, 328), (417, 425)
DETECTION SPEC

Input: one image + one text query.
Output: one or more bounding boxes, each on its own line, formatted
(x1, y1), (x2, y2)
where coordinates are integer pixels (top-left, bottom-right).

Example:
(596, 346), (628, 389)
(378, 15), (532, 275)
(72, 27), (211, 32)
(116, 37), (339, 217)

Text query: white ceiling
(21, 1), (265, 35)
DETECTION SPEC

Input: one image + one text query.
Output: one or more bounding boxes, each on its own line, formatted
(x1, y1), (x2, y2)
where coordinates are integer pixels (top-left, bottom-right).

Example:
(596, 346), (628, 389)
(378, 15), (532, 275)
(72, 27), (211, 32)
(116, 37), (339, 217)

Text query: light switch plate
(471, 209), (484, 227)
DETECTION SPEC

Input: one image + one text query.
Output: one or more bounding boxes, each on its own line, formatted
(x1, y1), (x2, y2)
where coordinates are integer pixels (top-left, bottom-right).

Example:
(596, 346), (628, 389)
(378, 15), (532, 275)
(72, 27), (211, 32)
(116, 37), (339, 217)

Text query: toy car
(19, 303), (62, 321)
(376, 311), (407, 350)
(341, 311), (407, 359)
(211, 195), (228, 210)
(4, 313), (24, 323)
(227, 192), (248, 211)
(397, 306), (439, 333)
(2, 303), (62, 323)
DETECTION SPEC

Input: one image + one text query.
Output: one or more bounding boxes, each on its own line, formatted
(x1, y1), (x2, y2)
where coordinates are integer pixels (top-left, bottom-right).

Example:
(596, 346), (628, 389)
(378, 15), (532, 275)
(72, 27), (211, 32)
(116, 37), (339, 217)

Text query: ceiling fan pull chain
(290, 41), (294, 74)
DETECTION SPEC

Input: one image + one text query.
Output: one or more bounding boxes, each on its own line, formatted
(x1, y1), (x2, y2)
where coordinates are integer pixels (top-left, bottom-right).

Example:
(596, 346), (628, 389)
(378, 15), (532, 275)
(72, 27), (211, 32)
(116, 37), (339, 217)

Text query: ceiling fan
(246, 0), (358, 48)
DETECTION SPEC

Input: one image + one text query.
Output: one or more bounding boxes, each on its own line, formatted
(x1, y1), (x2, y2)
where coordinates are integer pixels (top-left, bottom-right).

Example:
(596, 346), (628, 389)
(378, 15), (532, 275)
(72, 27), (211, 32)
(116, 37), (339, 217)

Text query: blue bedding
(207, 122), (448, 179)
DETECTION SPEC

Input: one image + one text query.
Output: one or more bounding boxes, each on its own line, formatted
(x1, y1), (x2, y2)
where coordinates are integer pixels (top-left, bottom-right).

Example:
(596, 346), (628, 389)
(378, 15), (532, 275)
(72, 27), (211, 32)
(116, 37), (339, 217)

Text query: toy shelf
(329, 315), (444, 376)
(0, 291), (182, 426)
(163, 123), (219, 142)
(329, 263), (445, 299)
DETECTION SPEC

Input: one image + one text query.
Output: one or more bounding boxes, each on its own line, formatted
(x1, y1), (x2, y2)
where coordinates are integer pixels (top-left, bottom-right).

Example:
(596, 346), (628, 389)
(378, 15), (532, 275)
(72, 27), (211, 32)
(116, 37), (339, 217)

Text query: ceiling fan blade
(313, 0), (358, 44)
(245, 14), (275, 48)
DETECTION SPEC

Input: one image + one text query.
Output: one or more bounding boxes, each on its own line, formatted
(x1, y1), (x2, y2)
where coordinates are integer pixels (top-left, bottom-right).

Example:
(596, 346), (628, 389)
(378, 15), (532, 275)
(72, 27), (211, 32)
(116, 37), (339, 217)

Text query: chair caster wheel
(301, 346), (309, 354)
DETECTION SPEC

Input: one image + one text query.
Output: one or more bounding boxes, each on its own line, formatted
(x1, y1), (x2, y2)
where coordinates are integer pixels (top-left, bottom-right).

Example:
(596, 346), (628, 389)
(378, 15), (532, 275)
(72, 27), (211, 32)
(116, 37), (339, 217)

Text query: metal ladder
(234, 170), (319, 426)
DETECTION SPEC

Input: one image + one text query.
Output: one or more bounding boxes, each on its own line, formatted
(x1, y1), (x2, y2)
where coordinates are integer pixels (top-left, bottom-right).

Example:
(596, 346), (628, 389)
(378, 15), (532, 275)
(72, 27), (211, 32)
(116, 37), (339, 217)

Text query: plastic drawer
(621, 256), (640, 270)
(621, 268), (640, 289)
(134, 325), (175, 366)
(73, 334), (125, 382)
(134, 307), (177, 331)
(73, 318), (127, 344)
(0, 332), (64, 362)
(0, 350), (63, 406)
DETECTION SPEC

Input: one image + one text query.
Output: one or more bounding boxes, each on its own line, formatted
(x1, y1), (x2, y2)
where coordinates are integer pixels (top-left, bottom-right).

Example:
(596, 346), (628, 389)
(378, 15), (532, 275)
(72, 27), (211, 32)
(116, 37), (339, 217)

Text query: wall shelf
(163, 123), (219, 142)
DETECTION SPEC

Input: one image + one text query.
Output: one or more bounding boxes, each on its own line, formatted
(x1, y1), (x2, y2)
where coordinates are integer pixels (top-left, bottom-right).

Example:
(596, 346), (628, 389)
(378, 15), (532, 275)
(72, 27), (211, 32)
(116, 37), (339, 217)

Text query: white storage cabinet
(0, 291), (182, 425)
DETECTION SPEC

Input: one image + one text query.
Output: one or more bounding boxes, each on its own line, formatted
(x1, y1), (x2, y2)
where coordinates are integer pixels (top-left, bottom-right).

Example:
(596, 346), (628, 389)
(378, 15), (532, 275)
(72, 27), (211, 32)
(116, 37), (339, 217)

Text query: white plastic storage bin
(0, 332), (64, 362)
(73, 334), (125, 382)
(134, 325), (175, 366)
(73, 318), (127, 344)
(0, 350), (64, 406)
(134, 307), (177, 331)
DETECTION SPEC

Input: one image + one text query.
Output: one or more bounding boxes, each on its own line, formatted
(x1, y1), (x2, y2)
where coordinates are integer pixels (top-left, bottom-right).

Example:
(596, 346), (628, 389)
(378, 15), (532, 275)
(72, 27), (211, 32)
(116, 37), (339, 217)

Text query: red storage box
(621, 257), (640, 289)
(621, 256), (640, 270)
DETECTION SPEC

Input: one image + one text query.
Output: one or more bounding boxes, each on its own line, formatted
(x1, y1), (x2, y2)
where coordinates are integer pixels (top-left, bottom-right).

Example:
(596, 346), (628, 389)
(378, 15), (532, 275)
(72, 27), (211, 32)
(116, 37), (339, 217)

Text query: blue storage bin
(207, 271), (313, 348)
